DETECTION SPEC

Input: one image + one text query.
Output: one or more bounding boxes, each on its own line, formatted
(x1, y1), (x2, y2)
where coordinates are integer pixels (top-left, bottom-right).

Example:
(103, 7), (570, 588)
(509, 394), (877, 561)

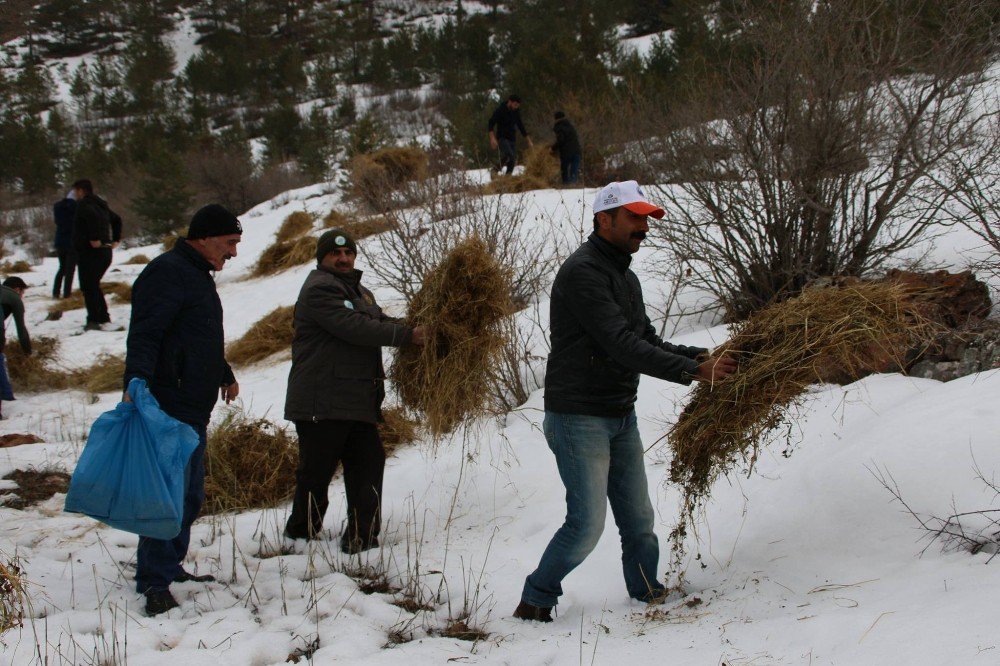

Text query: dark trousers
(77, 247), (112, 324)
(498, 138), (517, 175)
(285, 419), (385, 547)
(560, 154), (581, 184)
(53, 247), (77, 298)
(136, 424), (207, 594)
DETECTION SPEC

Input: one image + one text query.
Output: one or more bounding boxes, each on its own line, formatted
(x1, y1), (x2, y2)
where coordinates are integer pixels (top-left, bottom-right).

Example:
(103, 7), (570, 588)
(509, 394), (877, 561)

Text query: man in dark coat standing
(513, 181), (737, 622)
(551, 111), (582, 185)
(123, 204), (242, 616)
(488, 94), (533, 175)
(52, 190), (78, 298)
(71, 179), (123, 331)
(283, 229), (425, 553)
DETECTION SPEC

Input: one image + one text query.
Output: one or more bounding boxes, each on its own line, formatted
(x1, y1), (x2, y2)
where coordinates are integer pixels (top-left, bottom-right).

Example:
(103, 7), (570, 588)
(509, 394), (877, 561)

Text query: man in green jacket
(1, 276), (32, 420)
(283, 228), (426, 553)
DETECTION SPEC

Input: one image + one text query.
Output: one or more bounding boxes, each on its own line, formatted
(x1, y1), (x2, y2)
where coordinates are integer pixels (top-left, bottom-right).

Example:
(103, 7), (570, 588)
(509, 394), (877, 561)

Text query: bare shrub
(642, 0), (1000, 320)
(203, 408), (297, 514)
(227, 305), (294, 366)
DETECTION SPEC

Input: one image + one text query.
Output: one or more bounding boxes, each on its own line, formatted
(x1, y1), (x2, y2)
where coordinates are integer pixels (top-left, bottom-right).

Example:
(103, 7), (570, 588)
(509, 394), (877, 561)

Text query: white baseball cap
(592, 180), (664, 219)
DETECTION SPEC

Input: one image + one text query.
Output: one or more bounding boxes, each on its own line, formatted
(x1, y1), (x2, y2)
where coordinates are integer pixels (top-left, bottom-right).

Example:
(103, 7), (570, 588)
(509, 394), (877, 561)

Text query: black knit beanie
(316, 229), (357, 262)
(187, 204), (243, 239)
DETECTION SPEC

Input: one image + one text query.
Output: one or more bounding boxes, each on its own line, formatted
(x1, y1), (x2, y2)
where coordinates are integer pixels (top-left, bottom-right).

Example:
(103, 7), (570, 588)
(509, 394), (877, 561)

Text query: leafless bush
(642, 0), (999, 320)
(871, 462), (1000, 561)
(364, 175), (567, 309)
(488, 304), (548, 413)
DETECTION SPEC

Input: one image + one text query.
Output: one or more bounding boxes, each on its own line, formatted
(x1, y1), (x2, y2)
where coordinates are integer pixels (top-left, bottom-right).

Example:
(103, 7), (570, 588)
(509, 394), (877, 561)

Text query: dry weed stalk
(0, 553), (27, 634)
(203, 408), (298, 513)
(667, 281), (938, 569)
(391, 236), (514, 437)
(227, 306), (295, 366)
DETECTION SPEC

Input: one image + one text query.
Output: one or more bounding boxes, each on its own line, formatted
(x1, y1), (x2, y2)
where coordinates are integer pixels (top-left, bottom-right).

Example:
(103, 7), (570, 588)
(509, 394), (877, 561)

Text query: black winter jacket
(124, 241), (236, 426)
(284, 266), (412, 424)
(488, 102), (529, 142)
(53, 198), (77, 250)
(72, 194), (122, 253)
(552, 118), (581, 159)
(544, 234), (707, 416)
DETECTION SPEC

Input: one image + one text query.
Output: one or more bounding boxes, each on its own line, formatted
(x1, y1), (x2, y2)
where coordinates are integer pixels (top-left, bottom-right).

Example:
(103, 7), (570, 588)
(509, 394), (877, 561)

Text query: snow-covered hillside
(1, 180), (999, 665)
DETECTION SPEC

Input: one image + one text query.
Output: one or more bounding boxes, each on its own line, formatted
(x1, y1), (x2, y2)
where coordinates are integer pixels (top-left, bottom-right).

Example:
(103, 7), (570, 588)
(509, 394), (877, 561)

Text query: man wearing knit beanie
(283, 227), (426, 553)
(123, 204), (242, 616)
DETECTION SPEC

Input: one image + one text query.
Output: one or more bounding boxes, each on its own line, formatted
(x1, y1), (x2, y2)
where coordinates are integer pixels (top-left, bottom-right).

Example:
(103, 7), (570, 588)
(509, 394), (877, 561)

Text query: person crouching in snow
(123, 204), (242, 616)
(1, 276), (32, 420)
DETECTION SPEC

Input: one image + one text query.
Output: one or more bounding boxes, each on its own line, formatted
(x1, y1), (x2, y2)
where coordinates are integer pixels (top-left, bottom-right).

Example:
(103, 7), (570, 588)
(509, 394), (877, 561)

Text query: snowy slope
(1, 180), (999, 665)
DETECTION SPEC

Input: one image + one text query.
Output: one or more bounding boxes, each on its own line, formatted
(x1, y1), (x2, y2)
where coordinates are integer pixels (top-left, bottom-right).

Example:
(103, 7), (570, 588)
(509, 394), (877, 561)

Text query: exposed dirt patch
(0, 434), (43, 448)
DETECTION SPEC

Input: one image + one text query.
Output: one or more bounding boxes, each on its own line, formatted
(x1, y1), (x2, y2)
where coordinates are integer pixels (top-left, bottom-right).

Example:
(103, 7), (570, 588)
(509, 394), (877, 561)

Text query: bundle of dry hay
(391, 236), (514, 437)
(378, 406), (420, 455)
(482, 145), (559, 195)
(227, 305), (295, 366)
(348, 146), (429, 208)
(122, 254), (150, 265)
(0, 554), (27, 633)
(0, 260), (31, 273)
(203, 409), (298, 513)
(667, 281), (937, 561)
(276, 211), (315, 242)
(47, 281), (131, 318)
(251, 234), (316, 277)
(6, 337), (125, 394)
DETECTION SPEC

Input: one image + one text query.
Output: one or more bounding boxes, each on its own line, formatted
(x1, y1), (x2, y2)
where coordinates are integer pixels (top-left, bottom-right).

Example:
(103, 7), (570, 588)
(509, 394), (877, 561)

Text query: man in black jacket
(52, 190), (77, 298)
(551, 111), (581, 185)
(123, 204), (242, 616)
(514, 181), (736, 622)
(488, 94), (533, 175)
(71, 179), (122, 331)
(1, 276), (32, 420)
(283, 229), (425, 553)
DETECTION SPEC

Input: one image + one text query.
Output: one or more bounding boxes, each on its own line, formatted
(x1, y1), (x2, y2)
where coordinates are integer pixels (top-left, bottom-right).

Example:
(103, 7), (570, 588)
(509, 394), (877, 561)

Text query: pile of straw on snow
(668, 281), (937, 521)
(227, 305), (295, 366)
(391, 236), (513, 437)
(482, 145), (560, 194)
(203, 409), (297, 514)
(5, 337), (125, 395)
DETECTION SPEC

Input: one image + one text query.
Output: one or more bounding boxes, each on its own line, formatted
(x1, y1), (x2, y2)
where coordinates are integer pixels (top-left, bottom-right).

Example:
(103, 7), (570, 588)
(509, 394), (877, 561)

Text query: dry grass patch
(0, 554), (27, 634)
(349, 146), (429, 209)
(227, 305), (295, 366)
(436, 619), (489, 642)
(121, 254), (150, 265)
(251, 234), (316, 277)
(104, 280), (132, 303)
(0, 433), (43, 448)
(666, 281), (937, 569)
(378, 407), (419, 456)
(1, 468), (72, 509)
(391, 236), (513, 437)
(323, 209), (349, 228)
(0, 260), (31, 274)
(46, 281), (130, 317)
(276, 211), (315, 242)
(5, 337), (124, 394)
(482, 145), (559, 195)
(203, 408), (297, 514)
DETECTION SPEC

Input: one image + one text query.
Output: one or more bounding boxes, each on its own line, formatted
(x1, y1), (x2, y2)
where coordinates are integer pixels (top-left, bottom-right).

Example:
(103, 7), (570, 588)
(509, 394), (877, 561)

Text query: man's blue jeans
(136, 423), (207, 594)
(521, 411), (665, 608)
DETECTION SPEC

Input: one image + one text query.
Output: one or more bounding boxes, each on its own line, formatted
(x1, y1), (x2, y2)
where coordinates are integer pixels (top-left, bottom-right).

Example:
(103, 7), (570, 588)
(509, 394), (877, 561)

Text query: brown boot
(513, 600), (553, 623)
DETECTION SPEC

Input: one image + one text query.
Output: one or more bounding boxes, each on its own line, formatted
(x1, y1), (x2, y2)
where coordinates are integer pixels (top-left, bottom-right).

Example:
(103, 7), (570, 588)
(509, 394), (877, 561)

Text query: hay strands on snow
(391, 236), (514, 438)
(667, 281), (939, 555)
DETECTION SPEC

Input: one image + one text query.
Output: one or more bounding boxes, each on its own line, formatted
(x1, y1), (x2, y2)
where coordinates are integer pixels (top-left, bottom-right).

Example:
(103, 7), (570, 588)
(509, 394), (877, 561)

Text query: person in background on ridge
(513, 181), (737, 623)
(53, 189), (78, 299)
(488, 94), (533, 175)
(72, 178), (123, 332)
(283, 229), (426, 554)
(551, 111), (582, 185)
(124, 204), (242, 616)
(1, 276), (32, 421)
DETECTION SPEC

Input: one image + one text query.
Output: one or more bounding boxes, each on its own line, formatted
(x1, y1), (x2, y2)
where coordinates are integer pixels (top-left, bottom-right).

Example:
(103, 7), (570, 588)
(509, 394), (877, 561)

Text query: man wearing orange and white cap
(513, 181), (736, 622)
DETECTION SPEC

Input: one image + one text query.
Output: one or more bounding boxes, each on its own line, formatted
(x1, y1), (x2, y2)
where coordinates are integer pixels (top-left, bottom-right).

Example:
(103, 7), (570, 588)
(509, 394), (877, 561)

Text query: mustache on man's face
(631, 232), (647, 240)
(223, 254), (234, 260)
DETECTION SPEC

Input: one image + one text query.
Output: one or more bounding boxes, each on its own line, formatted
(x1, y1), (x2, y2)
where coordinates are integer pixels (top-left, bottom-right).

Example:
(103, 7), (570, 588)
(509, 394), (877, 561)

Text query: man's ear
(595, 211), (611, 230)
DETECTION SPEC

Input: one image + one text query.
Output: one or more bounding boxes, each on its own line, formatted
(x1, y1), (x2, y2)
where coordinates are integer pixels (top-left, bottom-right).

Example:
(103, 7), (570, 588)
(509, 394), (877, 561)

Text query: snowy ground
(1, 181), (999, 665)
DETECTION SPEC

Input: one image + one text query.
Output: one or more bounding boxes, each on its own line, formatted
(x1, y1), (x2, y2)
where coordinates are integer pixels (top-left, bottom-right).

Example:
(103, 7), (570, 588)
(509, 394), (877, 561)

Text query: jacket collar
(587, 232), (632, 272)
(174, 239), (215, 273)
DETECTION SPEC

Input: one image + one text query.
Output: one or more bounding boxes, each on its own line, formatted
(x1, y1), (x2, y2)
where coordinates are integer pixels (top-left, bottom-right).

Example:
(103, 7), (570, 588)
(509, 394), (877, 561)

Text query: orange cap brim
(623, 201), (665, 219)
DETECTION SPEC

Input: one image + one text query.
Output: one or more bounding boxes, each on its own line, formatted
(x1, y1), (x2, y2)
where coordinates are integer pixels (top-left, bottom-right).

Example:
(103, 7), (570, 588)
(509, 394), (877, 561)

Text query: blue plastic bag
(65, 378), (199, 539)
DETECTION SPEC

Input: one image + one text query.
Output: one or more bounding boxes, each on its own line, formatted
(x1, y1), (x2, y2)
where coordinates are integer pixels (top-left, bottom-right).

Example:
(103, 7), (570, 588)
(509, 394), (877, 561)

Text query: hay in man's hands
(667, 281), (937, 559)
(391, 236), (513, 437)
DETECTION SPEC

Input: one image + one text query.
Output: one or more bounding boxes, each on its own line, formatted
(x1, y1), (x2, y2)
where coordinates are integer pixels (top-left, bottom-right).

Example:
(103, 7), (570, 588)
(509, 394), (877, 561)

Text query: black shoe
(174, 569), (215, 583)
(635, 587), (670, 604)
(144, 589), (179, 616)
(339, 535), (378, 555)
(513, 600), (553, 623)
